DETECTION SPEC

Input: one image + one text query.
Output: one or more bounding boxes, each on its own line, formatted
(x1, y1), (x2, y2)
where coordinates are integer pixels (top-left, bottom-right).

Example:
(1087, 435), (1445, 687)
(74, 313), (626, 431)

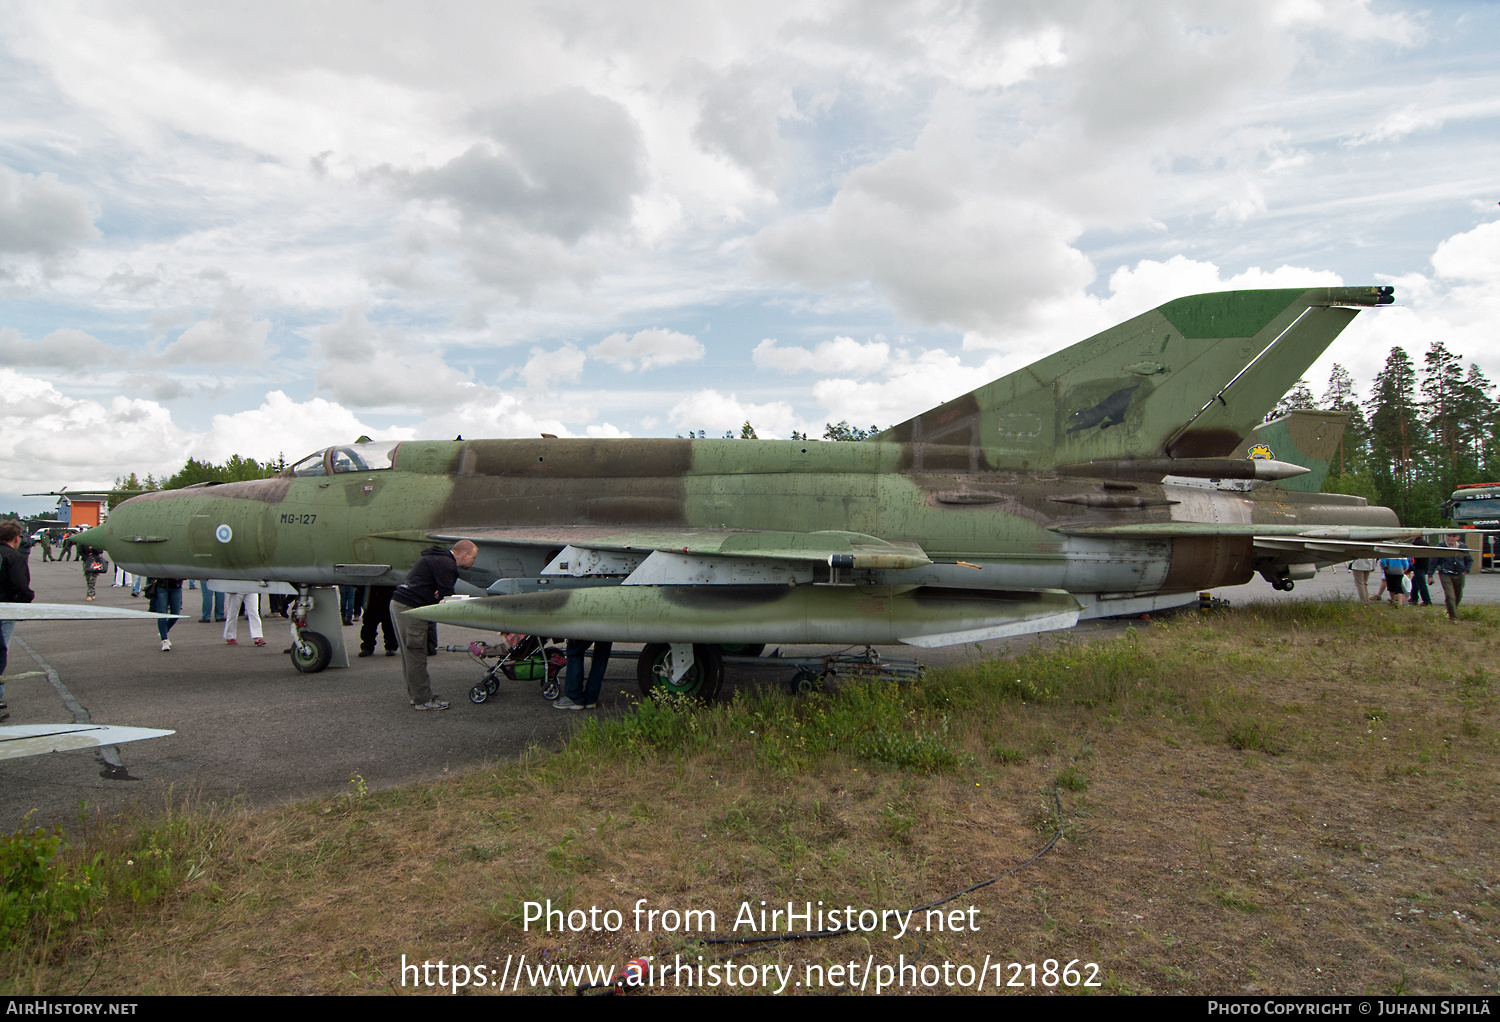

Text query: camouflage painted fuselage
(83, 286), (1409, 647)
(95, 435), (1394, 596)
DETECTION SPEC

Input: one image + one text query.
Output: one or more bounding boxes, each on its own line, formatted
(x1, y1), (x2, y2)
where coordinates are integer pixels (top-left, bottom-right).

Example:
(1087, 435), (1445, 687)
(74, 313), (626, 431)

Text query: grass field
(3, 599), (1497, 995)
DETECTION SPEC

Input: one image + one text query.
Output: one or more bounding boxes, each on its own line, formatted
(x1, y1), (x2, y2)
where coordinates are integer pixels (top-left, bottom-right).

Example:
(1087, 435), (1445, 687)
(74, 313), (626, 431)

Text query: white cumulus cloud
(590, 328), (704, 371)
(668, 389), (797, 438)
(752, 336), (891, 376)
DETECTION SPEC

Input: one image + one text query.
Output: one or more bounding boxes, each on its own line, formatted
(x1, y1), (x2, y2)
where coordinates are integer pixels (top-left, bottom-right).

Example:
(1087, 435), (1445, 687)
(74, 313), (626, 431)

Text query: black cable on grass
(699, 787), (1068, 949)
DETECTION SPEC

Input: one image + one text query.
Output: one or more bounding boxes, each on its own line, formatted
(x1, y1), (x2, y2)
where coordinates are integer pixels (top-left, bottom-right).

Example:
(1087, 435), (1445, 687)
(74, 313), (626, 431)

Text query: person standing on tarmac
(389, 541), (478, 710)
(1407, 537), (1434, 607)
(359, 584), (400, 658)
(1431, 534), (1474, 622)
(148, 578), (183, 652)
(1, 520), (38, 721)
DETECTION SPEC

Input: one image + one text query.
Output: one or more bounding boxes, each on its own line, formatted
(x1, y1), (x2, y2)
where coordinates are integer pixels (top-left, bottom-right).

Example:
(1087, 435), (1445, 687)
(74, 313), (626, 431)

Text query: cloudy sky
(2, 0), (1497, 512)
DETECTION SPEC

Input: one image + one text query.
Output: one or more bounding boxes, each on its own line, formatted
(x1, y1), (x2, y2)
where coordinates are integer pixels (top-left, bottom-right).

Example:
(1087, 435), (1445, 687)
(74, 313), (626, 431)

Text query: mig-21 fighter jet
(79, 286), (1428, 696)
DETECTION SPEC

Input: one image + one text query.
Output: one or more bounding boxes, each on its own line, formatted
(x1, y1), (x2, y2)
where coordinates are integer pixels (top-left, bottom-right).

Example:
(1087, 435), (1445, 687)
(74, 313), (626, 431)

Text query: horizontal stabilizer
(0, 724), (175, 761)
(1050, 523), (1426, 541)
(404, 585), (1080, 648)
(1048, 522), (1441, 564)
(1250, 538), (1439, 562)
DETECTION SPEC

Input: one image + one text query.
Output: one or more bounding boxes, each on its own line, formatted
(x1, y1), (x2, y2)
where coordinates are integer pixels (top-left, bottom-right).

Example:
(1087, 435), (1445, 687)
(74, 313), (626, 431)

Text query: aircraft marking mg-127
(82, 286), (1430, 698)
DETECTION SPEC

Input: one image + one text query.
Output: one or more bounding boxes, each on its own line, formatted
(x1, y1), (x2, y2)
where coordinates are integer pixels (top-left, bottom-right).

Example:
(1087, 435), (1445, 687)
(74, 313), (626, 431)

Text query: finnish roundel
(214, 524), (233, 544)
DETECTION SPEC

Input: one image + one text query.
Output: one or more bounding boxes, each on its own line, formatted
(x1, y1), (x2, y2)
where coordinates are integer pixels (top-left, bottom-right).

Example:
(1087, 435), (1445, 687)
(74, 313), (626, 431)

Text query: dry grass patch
(3, 599), (1498, 995)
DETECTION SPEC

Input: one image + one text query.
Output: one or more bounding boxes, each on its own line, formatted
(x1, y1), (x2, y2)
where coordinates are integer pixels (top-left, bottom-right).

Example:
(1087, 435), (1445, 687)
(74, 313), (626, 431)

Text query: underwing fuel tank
(404, 585), (1083, 648)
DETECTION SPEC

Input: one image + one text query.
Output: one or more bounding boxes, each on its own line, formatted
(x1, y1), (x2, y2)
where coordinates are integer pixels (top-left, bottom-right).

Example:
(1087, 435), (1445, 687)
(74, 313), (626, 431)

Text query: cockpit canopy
(289, 440), (402, 477)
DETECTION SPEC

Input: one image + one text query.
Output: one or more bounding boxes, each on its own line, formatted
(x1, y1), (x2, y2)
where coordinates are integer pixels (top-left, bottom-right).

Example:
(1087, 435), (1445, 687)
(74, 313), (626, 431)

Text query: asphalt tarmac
(6, 557), (1491, 831)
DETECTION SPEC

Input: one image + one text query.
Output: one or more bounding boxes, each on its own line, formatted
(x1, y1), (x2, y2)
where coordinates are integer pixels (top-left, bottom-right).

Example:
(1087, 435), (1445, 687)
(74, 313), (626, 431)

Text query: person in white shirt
(1349, 557), (1377, 602)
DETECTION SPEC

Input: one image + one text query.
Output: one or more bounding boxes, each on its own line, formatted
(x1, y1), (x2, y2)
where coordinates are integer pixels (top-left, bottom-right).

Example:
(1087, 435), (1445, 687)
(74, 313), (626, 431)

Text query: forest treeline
(1274, 341), (1495, 527)
(113, 455), (284, 506)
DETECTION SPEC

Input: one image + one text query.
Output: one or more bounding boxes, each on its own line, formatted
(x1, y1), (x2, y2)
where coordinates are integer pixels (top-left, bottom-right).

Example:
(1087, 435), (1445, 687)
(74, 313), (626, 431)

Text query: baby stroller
(466, 635), (568, 704)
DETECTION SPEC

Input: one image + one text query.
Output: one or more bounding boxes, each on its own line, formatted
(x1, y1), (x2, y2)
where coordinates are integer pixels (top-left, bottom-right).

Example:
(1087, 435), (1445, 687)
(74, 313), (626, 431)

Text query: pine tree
(1455, 363), (1496, 482)
(1368, 347), (1422, 519)
(1268, 379), (1316, 421)
(1420, 341), (1465, 492)
(1320, 364), (1372, 480)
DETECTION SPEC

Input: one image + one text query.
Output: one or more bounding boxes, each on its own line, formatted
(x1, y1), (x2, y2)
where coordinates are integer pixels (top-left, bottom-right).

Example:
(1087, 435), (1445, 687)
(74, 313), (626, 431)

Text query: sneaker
(358, 648), (374, 657)
(226, 638), (238, 645)
(552, 696), (585, 710)
(385, 649), (398, 656)
(253, 638), (267, 646)
(412, 698), (450, 711)
(161, 639), (172, 652)
(582, 702), (599, 710)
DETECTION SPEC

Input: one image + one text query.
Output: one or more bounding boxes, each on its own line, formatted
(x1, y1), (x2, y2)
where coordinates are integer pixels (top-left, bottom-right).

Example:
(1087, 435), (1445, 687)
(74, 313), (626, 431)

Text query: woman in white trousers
(224, 591), (265, 645)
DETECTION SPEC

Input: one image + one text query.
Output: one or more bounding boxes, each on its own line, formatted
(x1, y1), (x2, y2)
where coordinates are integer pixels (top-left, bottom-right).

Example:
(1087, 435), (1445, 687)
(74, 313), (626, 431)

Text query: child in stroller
(466, 633), (568, 704)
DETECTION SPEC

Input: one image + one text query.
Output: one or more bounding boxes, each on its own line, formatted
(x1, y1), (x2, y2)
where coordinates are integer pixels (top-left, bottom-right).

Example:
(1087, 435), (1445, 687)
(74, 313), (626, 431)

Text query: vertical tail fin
(877, 286), (1391, 471)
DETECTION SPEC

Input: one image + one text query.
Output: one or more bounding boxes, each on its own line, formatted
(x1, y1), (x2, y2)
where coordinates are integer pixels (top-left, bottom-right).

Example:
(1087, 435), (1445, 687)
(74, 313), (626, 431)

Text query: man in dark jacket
(1431, 534), (1475, 621)
(389, 541), (478, 710)
(1, 520), (38, 720)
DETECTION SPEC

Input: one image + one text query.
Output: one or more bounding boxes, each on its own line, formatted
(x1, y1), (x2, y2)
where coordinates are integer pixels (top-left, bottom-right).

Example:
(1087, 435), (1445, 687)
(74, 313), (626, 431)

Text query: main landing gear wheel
(717, 643), (765, 658)
(290, 630), (332, 674)
(636, 643), (724, 703)
(787, 669), (822, 695)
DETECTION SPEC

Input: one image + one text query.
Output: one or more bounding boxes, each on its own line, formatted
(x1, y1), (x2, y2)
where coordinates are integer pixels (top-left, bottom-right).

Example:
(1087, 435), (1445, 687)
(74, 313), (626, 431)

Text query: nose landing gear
(286, 585), (348, 672)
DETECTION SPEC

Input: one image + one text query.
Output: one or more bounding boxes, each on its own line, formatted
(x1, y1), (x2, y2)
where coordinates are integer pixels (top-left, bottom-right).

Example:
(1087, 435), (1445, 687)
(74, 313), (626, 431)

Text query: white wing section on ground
(1, 603), (185, 621)
(0, 724), (175, 761)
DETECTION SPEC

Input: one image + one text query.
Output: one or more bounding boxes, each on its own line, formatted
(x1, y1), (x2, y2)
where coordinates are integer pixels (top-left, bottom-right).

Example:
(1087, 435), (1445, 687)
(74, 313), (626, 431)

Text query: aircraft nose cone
(74, 521), (112, 547)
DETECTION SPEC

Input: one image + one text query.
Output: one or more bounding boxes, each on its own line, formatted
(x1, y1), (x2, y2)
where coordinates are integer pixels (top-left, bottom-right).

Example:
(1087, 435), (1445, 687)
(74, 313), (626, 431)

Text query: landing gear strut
(1254, 561), (1314, 594)
(287, 587), (331, 673)
(635, 643), (724, 703)
(285, 585), (349, 672)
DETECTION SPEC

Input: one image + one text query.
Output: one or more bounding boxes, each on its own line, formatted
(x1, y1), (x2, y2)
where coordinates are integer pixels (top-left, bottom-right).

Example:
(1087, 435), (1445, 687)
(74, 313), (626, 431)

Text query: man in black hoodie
(1, 520), (37, 720)
(389, 541), (478, 710)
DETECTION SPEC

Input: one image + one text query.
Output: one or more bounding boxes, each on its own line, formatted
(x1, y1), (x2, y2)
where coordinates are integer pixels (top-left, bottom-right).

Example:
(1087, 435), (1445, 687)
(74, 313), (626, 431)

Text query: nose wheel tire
(290, 630), (332, 673)
(636, 643), (724, 703)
